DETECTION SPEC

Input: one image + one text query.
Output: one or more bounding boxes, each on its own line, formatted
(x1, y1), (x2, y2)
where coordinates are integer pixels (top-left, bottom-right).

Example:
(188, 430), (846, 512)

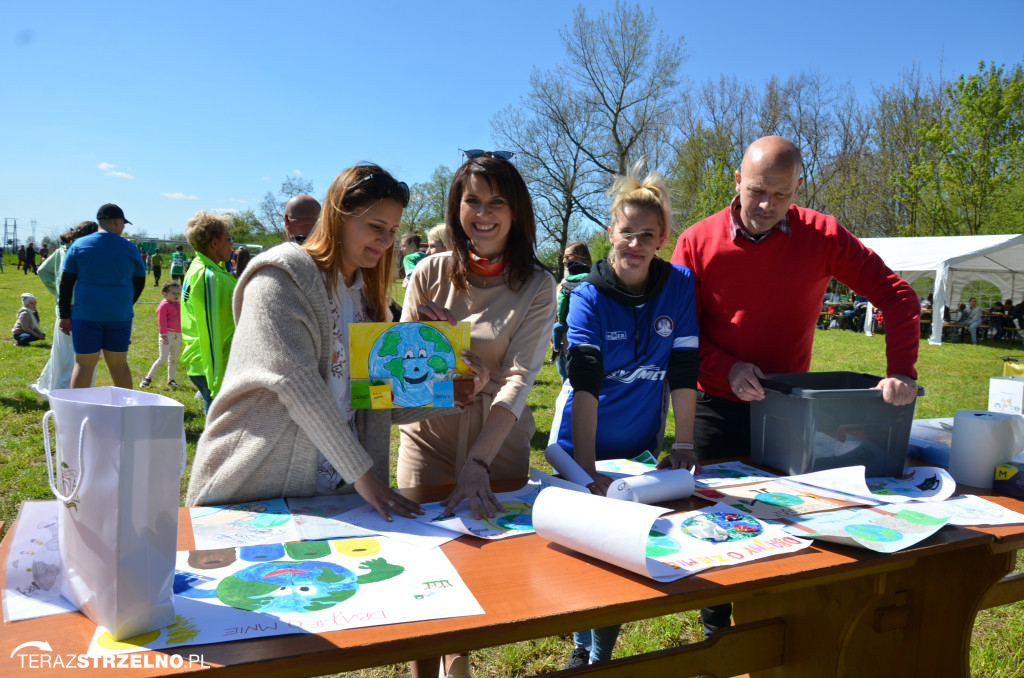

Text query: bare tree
(490, 1), (685, 256)
(493, 103), (606, 275)
(546, 2), (686, 177)
(258, 175), (316, 234)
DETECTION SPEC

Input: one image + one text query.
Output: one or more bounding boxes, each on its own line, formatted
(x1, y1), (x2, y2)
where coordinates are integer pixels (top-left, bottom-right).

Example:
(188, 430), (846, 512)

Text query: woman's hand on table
(457, 351), (489, 406)
(657, 451), (701, 474)
(413, 301), (458, 326)
(443, 460), (503, 519)
(353, 471), (423, 522)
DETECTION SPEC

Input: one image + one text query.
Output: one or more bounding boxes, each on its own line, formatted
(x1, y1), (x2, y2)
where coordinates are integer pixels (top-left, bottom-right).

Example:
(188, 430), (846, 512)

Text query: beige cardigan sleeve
(228, 264), (374, 485)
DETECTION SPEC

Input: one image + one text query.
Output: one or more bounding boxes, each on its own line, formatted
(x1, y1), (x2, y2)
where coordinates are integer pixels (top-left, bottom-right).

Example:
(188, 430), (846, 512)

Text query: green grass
(1, 273), (1022, 677)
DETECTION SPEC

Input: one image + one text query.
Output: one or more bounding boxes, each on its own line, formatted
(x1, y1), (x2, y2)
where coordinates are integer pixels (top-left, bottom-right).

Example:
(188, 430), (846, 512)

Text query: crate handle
(758, 378), (793, 395)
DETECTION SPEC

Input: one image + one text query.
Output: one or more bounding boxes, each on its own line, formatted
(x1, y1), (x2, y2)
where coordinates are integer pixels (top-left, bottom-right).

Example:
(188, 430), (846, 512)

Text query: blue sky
(2, 0), (1022, 242)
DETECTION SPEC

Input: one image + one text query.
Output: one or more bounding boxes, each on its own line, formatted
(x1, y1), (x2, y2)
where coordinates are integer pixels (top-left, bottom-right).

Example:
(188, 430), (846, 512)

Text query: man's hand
(728, 362), (766, 401)
(58, 319), (71, 335)
(875, 374), (918, 406)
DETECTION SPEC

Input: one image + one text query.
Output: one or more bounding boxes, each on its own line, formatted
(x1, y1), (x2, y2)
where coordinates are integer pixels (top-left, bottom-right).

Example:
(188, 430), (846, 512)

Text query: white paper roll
(605, 468), (695, 503)
(949, 410), (1024, 489)
(544, 443), (593, 487)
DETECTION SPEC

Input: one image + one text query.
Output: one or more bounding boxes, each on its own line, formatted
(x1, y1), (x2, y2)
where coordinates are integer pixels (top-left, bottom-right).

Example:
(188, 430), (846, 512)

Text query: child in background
(140, 281), (182, 388)
(12, 293), (46, 346)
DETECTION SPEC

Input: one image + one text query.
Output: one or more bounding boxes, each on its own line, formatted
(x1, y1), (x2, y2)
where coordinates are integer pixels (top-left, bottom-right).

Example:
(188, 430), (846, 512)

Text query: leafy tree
(401, 165), (452, 236)
(913, 61), (1024, 235)
(230, 209), (278, 247)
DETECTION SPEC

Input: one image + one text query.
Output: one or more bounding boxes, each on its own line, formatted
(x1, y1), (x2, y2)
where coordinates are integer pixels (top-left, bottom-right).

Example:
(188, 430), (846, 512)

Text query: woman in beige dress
(399, 151), (555, 678)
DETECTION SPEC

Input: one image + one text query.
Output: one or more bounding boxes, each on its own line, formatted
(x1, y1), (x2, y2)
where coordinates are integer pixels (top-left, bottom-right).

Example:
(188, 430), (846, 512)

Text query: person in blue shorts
(549, 162), (700, 669)
(58, 203), (146, 388)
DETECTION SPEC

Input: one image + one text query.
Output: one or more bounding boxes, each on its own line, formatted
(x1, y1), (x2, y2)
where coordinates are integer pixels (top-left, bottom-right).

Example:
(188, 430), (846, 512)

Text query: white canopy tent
(859, 234), (1024, 345)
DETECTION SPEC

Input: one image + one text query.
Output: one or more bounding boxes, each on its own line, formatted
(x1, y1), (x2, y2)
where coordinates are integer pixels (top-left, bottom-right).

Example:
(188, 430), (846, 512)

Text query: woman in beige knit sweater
(187, 164), (477, 521)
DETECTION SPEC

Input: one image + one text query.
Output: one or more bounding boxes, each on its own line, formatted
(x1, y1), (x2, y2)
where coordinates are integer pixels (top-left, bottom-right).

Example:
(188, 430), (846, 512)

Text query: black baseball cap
(96, 203), (132, 224)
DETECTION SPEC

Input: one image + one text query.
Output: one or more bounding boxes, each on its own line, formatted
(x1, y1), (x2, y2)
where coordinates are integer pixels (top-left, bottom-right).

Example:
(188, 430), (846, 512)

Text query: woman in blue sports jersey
(550, 162), (700, 669)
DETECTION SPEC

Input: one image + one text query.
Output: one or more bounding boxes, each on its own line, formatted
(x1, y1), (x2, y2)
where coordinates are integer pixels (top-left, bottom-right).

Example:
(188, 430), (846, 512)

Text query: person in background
(233, 246), (251, 278)
(30, 221), (99, 395)
(140, 281), (182, 389)
(283, 194), (321, 244)
(180, 211), (237, 413)
(59, 203), (146, 389)
(39, 243), (49, 261)
(12, 293), (45, 346)
(24, 242), (37, 275)
(16, 245), (25, 271)
(150, 250), (164, 287)
(551, 241), (592, 382)
(672, 135), (920, 639)
(425, 222), (449, 256)
(399, 232), (425, 287)
(552, 164), (699, 669)
(186, 164), (481, 515)
(399, 151), (555, 678)
(169, 244), (187, 283)
(967, 297), (984, 344)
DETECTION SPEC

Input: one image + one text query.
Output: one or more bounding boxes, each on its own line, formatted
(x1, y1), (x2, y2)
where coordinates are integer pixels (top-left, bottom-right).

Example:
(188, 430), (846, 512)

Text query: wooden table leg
(735, 544), (1014, 678)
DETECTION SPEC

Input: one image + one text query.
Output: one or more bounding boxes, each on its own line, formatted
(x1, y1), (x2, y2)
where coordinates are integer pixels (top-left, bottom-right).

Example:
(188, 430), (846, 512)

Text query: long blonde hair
(303, 164), (403, 321)
(607, 160), (672, 238)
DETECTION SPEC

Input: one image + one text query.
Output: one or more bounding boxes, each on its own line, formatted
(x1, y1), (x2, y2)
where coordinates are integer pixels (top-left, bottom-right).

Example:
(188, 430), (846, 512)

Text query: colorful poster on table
(694, 479), (867, 520)
(595, 451), (660, 476)
(348, 321), (471, 409)
(189, 498), (300, 550)
(286, 494), (377, 541)
(863, 467), (957, 503)
(779, 503), (950, 553)
(781, 465), (956, 504)
(2, 501), (78, 621)
(901, 495), (1024, 526)
(533, 488), (811, 582)
(402, 469), (587, 539)
(694, 461), (779, 488)
(86, 534), (483, 656)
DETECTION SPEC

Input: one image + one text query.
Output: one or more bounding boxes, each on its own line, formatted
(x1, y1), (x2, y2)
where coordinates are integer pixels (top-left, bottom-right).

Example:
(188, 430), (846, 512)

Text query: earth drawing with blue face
(368, 323), (456, 407)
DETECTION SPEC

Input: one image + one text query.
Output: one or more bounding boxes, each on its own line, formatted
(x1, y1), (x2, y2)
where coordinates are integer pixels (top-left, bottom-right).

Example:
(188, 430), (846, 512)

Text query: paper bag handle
(180, 429), (188, 477)
(43, 410), (88, 504)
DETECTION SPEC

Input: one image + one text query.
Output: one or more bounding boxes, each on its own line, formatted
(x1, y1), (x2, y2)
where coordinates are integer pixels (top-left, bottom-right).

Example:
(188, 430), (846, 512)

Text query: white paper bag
(43, 386), (185, 640)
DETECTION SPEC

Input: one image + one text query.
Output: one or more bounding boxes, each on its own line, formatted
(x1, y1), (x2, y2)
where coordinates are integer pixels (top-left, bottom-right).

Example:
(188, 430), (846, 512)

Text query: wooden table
(3, 481), (1024, 677)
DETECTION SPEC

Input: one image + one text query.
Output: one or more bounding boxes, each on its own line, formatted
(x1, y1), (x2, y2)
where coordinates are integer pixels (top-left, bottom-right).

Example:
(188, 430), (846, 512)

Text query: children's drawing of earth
(487, 501), (534, 532)
(368, 323), (456, 406)
(843, 524), (902, 542)
(680, 512), (763, 543)
(216, 558), (404, 613)
(753, 491), (804, 507)
(646, 529), (681, 557)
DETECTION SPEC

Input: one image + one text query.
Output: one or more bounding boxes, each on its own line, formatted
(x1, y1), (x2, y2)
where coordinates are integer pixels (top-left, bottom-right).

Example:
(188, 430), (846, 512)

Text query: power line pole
(3, 218), (17, 252)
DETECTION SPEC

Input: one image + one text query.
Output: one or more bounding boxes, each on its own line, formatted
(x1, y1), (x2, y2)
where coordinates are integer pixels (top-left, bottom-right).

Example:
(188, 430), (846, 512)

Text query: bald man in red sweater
(673, 135), (920, 460)
(672, 135), (921, 637)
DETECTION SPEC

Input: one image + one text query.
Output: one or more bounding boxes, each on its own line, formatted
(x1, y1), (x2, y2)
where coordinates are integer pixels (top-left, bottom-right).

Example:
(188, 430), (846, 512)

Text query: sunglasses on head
(345, 173), (410, 207)
(462, 149), (515, 161)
